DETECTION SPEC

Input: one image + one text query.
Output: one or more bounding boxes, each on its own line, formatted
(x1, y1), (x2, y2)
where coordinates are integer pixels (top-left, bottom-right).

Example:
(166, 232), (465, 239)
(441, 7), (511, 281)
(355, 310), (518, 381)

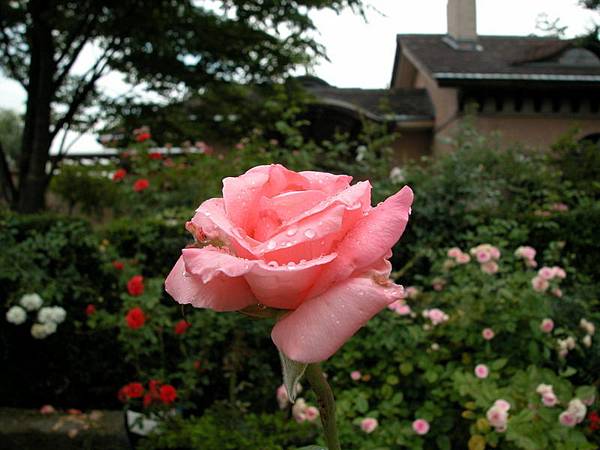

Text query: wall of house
(390, 129), (433, 164)
(471, 115), (600, 150)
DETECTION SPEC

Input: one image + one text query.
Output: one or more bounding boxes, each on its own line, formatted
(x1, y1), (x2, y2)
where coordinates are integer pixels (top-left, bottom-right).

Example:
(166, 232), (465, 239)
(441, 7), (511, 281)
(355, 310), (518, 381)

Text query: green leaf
(559, 366), (577, 378)
(296, 446), (327, 450)
(278, 350), (307, 403)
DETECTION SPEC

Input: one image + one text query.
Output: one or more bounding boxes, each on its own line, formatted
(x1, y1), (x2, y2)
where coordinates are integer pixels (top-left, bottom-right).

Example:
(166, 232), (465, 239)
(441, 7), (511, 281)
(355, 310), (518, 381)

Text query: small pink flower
(476, 250), (491, 263)
(432, 278), (445, 291)
(305, 406), (320, 422)
(412, 418), (430, 435)
(360, 417), (378, 433)
(276, 384), (289, 409)
(351, 371), (362, 381)
(542, 393), (558, 407)
(482, 328), (495, 340)
(405, 286), (419, 299)
(552, 266), (566, 279)
(489, 247), (501, 260)
(540, 318), (554, 333)
(456, 252), (471, 264)
(486, 407), (508, 428)
(559, 411), (577, 427)
(474, 364), (489, 379)
(481, 261), (498, 274)
(531, 276), (549, 292)
(395, 304), (412, 316)
(447, 247), (462, 258)
(552, 288), (563, 298)
(40, 405), (56, 414)
(425, 308), (448, 325)
(292, 398), (308, 423)
(538, 267), (555, 280)
(494, 399), (511, 412)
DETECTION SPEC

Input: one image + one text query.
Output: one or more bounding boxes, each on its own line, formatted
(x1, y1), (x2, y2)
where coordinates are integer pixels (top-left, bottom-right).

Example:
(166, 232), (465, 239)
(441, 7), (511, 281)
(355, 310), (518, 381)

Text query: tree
(0, 0), (363, 212)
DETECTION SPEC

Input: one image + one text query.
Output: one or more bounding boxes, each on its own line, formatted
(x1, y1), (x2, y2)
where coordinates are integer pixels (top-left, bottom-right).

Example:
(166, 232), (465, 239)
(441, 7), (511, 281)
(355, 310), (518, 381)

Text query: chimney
(446, 0), (480, 50)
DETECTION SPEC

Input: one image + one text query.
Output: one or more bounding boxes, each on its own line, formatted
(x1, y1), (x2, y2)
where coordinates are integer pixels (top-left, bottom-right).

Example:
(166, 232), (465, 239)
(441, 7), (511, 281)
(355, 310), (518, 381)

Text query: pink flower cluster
(276, 383), (302, 409)
(292, 398), (320, 423)
(388, 300), (412, 316)
(536, 384), (558, 407)
(405, 286), (420, 300)
(514, 246), (537, 268)
(531, 266), (566, 294)
(360, 417), (378, 433)
(559, 399), (587, 427)
(486, 399), (510, 432)
(557, 336), (576, 358)
(351, 370), (362, 381)
(470, 244), (500, 274)
(423, 308), (449, 326)
(447, 247), (471, 265)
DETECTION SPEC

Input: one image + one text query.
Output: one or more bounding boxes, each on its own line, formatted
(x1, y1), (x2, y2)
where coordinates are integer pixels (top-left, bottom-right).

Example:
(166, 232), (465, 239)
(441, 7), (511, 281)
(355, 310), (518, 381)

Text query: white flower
(582, 335), (592, 348)
(567, 398), (587, 423)
(292, 398), (308, 423)
(38, 306), (66, 325)
(580, 319), (595, 336)
(43, 322), (57, 335)
(389, 166), (405, 184)
(19, 293), (43, 311)
(355, 146), (367, 162)
(6, 306), (27, 325)
(536, 384), (554, 395)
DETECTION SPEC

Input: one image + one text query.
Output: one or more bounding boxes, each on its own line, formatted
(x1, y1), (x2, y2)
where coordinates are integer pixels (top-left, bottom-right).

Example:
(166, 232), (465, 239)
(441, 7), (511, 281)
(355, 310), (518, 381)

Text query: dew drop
(286, 226), (298, 237)
(267, 240), (277, 250)
(304, 229), (316, 239)
(408, 207), (412, 215)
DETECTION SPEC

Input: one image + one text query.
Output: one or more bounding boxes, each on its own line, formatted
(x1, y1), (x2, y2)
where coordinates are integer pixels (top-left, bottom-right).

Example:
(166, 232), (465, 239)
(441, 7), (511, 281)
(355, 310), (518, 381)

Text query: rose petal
(165, 256), (255, 312)
(182, 248), (337, 309)
(271, 270), (402, 363)
(299, 171), (353, 195)
(308, 186), (413, 297)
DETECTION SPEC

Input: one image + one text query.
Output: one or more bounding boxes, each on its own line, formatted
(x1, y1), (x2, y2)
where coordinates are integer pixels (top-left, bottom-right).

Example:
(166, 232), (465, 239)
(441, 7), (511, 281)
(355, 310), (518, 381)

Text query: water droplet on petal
(287, 261), (296, 269)
(409, 207), (412, 215)
(304, 229), (316, 239)
(299, 259), (307, 264)
(286, 226), (298, 237)
(267, 240), (277, 250)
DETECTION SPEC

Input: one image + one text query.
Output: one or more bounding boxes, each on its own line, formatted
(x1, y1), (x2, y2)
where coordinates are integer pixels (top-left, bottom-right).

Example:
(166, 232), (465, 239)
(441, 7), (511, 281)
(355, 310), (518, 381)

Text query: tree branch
(50, 44), (117, 140)
(0, 27), (27, 88)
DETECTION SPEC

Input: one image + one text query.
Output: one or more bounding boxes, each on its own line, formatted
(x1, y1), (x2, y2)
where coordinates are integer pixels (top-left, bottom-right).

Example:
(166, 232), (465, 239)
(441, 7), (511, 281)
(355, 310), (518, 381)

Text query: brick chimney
(446, 0), (479, 49)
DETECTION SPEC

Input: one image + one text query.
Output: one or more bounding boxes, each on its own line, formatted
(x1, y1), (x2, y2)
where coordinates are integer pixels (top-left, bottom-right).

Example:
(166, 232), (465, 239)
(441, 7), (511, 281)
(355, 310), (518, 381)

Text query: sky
(0, 0), (597, 153)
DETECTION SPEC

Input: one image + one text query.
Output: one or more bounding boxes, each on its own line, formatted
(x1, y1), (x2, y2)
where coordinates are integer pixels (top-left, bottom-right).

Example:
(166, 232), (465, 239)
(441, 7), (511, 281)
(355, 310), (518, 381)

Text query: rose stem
(305, 363), (341, 450)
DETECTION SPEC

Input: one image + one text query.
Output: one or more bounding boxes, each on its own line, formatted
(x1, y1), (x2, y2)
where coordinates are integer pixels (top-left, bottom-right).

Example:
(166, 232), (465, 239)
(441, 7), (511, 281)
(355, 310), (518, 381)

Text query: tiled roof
(394, 34), (600, 84)
(304, 86), (434, 121)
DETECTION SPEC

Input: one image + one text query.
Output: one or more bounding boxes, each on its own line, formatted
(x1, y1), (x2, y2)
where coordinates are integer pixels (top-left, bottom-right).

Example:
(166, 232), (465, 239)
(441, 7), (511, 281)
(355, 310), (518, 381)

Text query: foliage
(0, 108), (23, 164)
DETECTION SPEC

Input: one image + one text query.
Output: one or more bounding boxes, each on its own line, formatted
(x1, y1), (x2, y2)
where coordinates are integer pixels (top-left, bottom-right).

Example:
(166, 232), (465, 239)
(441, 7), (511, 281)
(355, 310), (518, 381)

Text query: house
(304, 0), (600, 160)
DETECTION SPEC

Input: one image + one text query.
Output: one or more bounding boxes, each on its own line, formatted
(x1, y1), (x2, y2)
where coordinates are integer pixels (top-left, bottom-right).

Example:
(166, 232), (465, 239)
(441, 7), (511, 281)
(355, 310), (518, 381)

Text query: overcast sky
(0, 0), (597, 152)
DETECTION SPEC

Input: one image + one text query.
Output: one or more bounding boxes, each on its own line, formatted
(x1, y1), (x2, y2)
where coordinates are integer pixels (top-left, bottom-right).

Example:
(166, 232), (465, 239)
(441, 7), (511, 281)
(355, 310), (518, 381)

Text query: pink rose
(481, 261), (498, 274)
(405, 286), (419, 299)
(531, 276), (549, 292)
(360, 417), (378, 433)
(165, 164), (413, 363)
(559, 411), (576, 427)
(552, 266), (566, 279)
(482, 328), (495, 340)
(542, 393), (558, 407)
(455, 252), (471, 264)
(538, 267), (555, 280)
(276, 384), (289, 409)
(305, 406), (320, 422)
(412, 418), (430, 435)
(476, 250), (491, 263)
(474, 364), (489, 379)
(447, 247), (462, 258)
(540, 318), (554, 333)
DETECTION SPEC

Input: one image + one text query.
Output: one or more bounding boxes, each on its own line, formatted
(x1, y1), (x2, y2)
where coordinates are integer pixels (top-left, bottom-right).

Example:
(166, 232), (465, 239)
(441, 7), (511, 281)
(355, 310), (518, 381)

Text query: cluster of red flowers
(589, 411), (600, 432)
(112, 260), (124, 270)
(127, 275), (144, 296)
(135, 132), (151, 143)
(148, 152), (162, 160)
(118, 381), (177, 407)
(125, 307), (146, 329)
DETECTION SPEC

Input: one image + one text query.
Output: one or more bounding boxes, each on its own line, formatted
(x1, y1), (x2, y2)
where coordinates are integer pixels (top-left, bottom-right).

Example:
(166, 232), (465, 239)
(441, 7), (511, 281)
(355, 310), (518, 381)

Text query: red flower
(118, 382), (145, 402)
(133, 178), (150, 192)
(125, 307), (146, 329)
(112, 260), (124, 270)
(127, 275), (144, 296)
(135, 132), (151, 143)
(112, 168), (127, 181)
(148, 152), (162, 160)
(85, 304), (96, 316)
(174, 319), (191, 335)
(159, 385), (177, 405)
(143, 394), (153, 408)
(589, 411), (600, 431)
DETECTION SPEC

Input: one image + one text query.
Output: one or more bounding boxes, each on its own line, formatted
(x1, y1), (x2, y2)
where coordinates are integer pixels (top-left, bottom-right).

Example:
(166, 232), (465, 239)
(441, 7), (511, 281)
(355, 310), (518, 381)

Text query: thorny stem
(305, 363), (341, 450)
